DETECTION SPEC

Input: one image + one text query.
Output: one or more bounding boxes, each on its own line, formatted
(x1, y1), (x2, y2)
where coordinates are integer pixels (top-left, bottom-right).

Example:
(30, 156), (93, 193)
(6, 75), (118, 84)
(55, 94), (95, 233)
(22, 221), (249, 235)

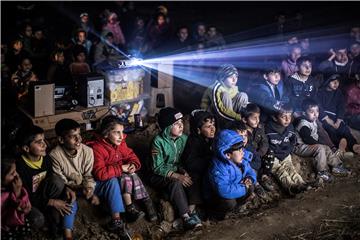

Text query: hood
(214, 129), (244, 161)
(267, 118), (286, 134)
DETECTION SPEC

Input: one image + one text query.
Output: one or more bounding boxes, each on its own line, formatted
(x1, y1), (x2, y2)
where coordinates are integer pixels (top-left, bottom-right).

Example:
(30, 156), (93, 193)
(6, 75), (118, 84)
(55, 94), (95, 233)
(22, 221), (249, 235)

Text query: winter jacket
(150, 125), (188, 177)
(265, 120), (297, 161)
(1, 187), (31, 231)
(247, 124), (269, 158)
(316, 89), (345, 122)
(286, 73), (318, 112)
(281, 58), (298, 77)
(345, 83), (360, 115)
(208, 130), (257, 199)
(88, 134), (141, 181)
(201, 81), (242, 121)
(318, 60), (352, 86)
(295, 117), (319, 145)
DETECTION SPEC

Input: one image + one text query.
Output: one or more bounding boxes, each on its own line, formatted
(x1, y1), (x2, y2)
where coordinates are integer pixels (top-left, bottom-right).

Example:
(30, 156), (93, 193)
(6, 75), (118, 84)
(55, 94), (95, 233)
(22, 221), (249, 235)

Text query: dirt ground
(34, 122), (360, 240)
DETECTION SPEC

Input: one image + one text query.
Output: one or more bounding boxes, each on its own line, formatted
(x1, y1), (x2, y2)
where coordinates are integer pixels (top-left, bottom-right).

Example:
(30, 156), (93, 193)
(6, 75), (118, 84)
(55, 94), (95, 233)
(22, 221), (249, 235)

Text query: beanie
(158, 107), (183, 130)
(216, 64), (238, 82)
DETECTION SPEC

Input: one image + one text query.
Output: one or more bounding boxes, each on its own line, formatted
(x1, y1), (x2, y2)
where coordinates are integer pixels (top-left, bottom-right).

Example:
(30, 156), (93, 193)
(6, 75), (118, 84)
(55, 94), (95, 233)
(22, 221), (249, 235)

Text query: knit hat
(216, 64), (238, 82)
(157, 107), (183, 130)
(322, 73), (341, 88)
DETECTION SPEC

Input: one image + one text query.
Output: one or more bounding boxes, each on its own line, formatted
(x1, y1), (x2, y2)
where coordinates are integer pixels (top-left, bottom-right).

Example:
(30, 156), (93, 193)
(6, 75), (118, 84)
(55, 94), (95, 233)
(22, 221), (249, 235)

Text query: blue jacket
(207, 130), (257, 199)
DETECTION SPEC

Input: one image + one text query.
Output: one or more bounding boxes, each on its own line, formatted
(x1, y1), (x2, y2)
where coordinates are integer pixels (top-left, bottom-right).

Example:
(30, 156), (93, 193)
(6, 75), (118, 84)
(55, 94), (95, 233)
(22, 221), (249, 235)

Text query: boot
(143, 198), (158, 222)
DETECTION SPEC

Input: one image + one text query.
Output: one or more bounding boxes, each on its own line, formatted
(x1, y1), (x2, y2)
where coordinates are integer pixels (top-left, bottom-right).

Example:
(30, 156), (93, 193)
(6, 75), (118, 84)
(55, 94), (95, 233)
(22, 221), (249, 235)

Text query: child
(265, 104), (309, 195)
(294, 99), (350, 182)
(248, 64), (290, 122)
(206, 130), (256, 219)
(281, 44), (302, 78)
(50, 119), (130, 240)
(1, 157), (32, 240)
(316, 74), (360, 154)
(11, 56), (38, 100)
(149, 107), (202, 229)
(200, 64), (249, 128)
(15, 125), (72, 235)
(181, 109), (216, 214)
(69, 45), (91, 75)
(286, 56), (317, 117)
(344, 77), (360, 130)
(47, 49), (72, 86)
(89, 115), (157, 223)
(241, 104), (276, 192)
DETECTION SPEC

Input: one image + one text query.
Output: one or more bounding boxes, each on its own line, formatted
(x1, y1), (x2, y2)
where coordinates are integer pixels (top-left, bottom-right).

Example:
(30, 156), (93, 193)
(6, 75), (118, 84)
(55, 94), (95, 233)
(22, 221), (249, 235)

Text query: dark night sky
(2, 1), (360, 43)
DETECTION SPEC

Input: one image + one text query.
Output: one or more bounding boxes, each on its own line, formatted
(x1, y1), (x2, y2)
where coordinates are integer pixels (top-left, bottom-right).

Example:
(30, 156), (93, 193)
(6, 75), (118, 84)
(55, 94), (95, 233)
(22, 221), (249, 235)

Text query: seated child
(294, 99), (350, 182)
(265, 104), (309, 195)
(149, 107), (202, 229)
(69, 45), (91, 75)
(47, 49), (72, 86)
(50, 119), (130, 240)
(206, 130), (256, 219)
(15, 125), (72, 235)
(344, 78), (360, 131)
(200, 64), (249, 128)
(181, 109), (216, 214)
(89, 115), (157, 223)
(248, 64), (290, 122)
(1, 157), (32, 240)
(316, 73), (360, 154)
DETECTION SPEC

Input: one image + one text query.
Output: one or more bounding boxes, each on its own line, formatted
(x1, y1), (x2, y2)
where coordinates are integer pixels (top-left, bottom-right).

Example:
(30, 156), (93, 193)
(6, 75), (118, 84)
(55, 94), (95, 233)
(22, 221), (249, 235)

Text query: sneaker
(126, 204), (145, 222)
(183, 214), (202, 230)
(317, 171), (333, 182)
(332, 165), (351, 177)
(260, 175), (276, 192)
(190, 212), (202, 224)
(143, 198), (158, 222)
(254, 184), (268, 200)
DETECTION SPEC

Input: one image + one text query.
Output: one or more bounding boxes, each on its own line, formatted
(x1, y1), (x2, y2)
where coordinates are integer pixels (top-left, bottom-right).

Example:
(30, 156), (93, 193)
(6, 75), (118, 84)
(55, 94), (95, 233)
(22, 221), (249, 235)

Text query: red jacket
(88, 134), (141, 181)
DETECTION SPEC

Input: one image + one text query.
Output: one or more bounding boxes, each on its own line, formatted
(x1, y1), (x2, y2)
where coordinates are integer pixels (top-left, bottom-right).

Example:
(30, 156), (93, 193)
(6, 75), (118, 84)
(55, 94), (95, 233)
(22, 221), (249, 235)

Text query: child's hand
(83, 187), (94, 200)
(65, 187), (76, 203)
(122, 164), (130, 173)
(91, 195), (100, 205)
(329, 48), (336, 56)
(334, 119), (343, 129)
(49, 199), (73, 216)
(172, 173), (193, 187)
(12, 175), (23, 198)
(244, 178), (253, 186)
(128, 163), (136, 174)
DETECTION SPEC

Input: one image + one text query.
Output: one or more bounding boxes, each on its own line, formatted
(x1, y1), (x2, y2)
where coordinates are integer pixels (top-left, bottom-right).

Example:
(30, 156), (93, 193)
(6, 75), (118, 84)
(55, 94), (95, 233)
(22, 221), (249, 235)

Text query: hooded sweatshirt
(150, 125), (188, 177)
(208, 130), (256, 199)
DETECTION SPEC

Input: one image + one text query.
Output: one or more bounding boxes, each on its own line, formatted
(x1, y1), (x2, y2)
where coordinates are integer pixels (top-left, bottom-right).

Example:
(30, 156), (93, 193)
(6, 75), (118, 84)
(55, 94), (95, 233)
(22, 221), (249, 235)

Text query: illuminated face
(226, 147), (244, 165)
(208, 27), (217, 38)
(77, 32), (86, 43)
(13, 40), (23, 51)
(3, 163), (18, 187)
(178, 28), (188, 42)
(81, 15), (89, 24)
(55, 53), (65, 64)
(223, 74), (238, 88)
(76, 52), (86, 63)
(27, 133), (47, 157)
(245, 113), (260, 129)
(305, 106), (319, 122)
(197, 24), (206, 36)
(200, 118), (216, 138)
(276, 112), (292, 127)
(298, 60), (312, 76)
(236, 130), (248, 146)
(350, 43), (360, 57)
(170, 119), (184, 138)
(20, 59), (32, 72)
(265, 72), (281, 85)
(157, 15), (165, 26)
(335, 49), (348, 63)
(106, 124), (124, 146)
(61, 128), (82, 152)
(328, 79), (340, 91)
(290, 47), (302, 62)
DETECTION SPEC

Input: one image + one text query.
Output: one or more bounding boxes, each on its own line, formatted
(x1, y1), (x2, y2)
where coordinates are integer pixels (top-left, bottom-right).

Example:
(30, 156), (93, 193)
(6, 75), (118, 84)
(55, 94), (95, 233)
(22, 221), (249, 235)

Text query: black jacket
(316, 89), (345, 122)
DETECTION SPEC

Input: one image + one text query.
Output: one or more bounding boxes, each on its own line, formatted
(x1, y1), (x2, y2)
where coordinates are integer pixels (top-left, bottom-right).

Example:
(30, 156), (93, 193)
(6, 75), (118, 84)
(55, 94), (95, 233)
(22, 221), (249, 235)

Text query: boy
(265, 104), (309, 195)
(50, 119), (130, 240)
(248, 64), (290, 122)
(294, 99), (350, 182)
(181, 109), (216, 214)
(200, 64), (249, 128)
(316, 74), (360, 154)
(149, 107), (202, 229)
(286, 56), (317, 117)
(281, 44), (302, 77)
(206, 130), (256, 219)
(15, 125), (72, 236)
(241, 104), (276, 192)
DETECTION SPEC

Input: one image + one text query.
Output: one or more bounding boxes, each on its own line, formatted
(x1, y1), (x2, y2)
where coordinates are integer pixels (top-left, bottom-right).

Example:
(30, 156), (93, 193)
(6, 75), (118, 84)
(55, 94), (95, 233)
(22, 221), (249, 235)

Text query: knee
(29, 208), (45, 230)
(48, 174), (65, 192)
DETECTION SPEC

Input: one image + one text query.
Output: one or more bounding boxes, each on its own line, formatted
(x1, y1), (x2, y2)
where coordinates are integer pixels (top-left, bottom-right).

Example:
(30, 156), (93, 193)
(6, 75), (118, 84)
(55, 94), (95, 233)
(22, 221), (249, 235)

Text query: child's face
(226, 148), (244, 165)
(298, 61), (312, 76)
(81, 15), (89, 24)
(245, 113), (260, 129)
(350, 43), (360, 57)
(197, 25), (206, 36)
(170, 119), (184, 138)
(25, 26), (32, 37)
(264, 72), (281, 85)
(328, 79), (340, 91)
(236, 130), (248, 146)
(223, 74), (238, 88)
(276, 112), (292, 127)
(199, 118), (216, 139)
(335, 49), (348, 63)
(13, 41), (23, 51)
(76, 52), (86, 63)
(55, 53), (65, 64)
(305, 106), (319, 122)
(25, 133), (47, 157)
(178, 28), (188, 41)
(136, 19), (144, 28)
(208, 27), (217, 38)
(106, 124), (124, 146)
(77, 32), (86, 43)
(300, 38), (310, 50)
(60, 128), (82, 151)
(157, 15), (165, 26)
(3, 163), (18, 187)
(20, 59), (32, 72)
(290, 47), (302, 62)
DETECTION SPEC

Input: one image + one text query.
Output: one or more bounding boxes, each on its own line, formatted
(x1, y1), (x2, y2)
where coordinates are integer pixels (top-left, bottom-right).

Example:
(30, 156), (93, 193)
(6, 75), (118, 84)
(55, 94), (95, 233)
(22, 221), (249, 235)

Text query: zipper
(172, 140), (178, 165)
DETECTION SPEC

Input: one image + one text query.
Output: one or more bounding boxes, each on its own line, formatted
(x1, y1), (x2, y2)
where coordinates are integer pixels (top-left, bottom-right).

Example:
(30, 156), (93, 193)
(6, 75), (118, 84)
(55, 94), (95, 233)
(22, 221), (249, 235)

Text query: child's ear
(225, 152), (231, 159)
(263, 74), (268, 80)
(271, 115), (278, 122)
(22, 145), (30, 153)
(197, 128), (201, 135)
(58, 136), (64, 145)
(241, 118), (247, 123)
